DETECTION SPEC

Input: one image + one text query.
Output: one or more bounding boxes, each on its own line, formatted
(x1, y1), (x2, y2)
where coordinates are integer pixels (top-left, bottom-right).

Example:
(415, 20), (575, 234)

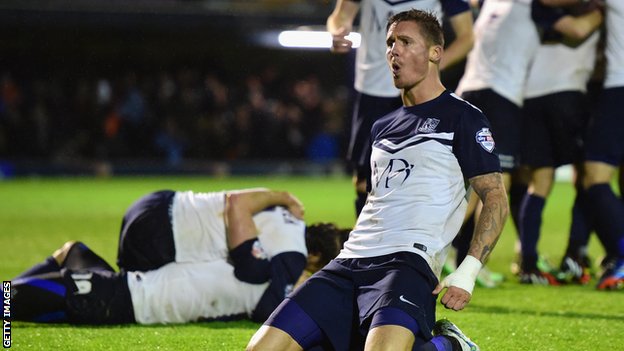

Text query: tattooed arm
(467, 172), (509, 263)
(433, 172), (508, 311)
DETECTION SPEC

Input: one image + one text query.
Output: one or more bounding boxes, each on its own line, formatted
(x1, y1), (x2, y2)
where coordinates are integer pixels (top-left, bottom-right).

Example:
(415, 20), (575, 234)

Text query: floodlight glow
(278, 31), (361, 49)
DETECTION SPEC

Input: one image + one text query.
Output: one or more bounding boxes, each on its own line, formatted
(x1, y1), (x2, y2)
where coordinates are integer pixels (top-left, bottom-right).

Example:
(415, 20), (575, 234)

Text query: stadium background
(0, 0), (357, 177)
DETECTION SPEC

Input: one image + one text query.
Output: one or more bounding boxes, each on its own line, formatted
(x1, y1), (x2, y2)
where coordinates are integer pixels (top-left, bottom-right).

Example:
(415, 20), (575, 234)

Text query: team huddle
(10, 0), (624, 350)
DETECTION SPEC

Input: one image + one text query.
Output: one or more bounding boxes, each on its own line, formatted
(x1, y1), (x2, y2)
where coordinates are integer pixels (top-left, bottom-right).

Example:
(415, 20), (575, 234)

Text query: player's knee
(246, 326), (302, 351)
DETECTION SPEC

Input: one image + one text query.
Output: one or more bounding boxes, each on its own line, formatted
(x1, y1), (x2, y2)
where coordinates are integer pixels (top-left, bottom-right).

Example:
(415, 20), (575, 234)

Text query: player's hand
(284, 192), (305, 220)
(432, 282), (471, 311)
(330, 27), (353, 54)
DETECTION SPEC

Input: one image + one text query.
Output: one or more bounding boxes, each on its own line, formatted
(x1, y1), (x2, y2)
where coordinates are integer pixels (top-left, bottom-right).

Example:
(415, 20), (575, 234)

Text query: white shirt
(524, 32), (600, 98)
(456, 0), (540, 106)
(128, 260), (267, 324)
(604, 0), (624, 88)
(171, 191), (307, 263)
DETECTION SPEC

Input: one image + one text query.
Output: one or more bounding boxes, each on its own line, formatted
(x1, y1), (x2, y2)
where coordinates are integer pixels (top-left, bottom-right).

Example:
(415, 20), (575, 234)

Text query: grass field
(1, 175), (623, 350)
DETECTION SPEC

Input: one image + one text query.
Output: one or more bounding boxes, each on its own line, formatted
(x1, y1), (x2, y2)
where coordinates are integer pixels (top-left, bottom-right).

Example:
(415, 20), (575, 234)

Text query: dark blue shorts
(347, 92), (402, 180)
(61, 268), (135, 324)
(117, 190), (176, 271)
(585, 87), (624, 166)
(521, 91), (588, 168)
(265, 252), (438, 350)
(461, 89), (522, 171)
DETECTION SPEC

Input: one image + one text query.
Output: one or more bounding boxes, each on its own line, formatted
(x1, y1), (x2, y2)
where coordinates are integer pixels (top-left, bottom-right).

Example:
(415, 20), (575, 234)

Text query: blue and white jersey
(605, 0), (624, 88)
(338, 91), (501, 277)
(353, 0), (471, 97)
(456, 0), (539, 106)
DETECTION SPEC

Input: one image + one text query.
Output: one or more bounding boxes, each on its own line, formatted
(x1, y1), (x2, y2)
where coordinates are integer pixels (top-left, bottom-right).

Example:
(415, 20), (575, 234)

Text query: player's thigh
(355, 253), (437, 343)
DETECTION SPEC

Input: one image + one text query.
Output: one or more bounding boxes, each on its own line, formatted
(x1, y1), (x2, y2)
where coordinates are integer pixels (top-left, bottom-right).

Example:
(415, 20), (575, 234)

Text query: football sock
(509, 182), (528, 238)
(355, 191), (367, 217)
(424, 335), (460, 351)
(520, 193), (545, 271)
(13, 256), (59, 280)
(565, 190), (592, 257)
(11, 272), (68, 322)
(586, 184), (624, 258)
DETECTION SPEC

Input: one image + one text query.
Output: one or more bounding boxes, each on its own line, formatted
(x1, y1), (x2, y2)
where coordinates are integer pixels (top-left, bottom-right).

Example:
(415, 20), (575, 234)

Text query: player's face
(386, 21), (432, 90)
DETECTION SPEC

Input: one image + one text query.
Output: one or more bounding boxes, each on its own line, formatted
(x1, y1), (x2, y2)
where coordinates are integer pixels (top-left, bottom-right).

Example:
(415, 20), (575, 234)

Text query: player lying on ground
(10, 188), (348, 324)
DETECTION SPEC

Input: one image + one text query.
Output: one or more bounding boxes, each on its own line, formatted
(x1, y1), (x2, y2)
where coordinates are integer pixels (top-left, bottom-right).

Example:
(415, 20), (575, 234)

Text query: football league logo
(475, 128), (495, 153)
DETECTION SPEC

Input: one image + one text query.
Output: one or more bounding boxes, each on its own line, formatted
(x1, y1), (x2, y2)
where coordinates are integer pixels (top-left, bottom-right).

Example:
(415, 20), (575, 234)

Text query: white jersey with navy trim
(337, 91), (501, 277)
(456, 0), (539, 106)
(128, 260), (267, 324)
(524, 31), (599, 98)
(353, 0), (471, 97)
(605, 0), (624, 88)
(171, 191), (307, 263)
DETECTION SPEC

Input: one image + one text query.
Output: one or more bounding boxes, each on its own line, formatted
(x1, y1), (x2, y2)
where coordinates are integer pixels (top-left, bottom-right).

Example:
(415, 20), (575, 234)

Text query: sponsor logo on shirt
(475, 128), (495, 153)
(374, 158), (414, 189)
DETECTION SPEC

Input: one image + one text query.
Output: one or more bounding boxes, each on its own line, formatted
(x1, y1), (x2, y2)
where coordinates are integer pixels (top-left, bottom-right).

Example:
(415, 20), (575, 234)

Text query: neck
(401, 66), (445, 107)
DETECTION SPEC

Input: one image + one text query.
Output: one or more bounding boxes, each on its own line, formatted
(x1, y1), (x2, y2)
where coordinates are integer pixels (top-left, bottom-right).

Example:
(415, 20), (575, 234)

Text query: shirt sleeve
(229, 239), (271, 284)
(441, 0), (471, 17)
(453, 108), (502, 179)
(531, 1), (567, 42)
(250, 252), (306, 323)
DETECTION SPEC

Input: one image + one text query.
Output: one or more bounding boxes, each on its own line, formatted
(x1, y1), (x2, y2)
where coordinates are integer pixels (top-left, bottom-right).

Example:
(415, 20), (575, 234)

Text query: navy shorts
(266, 252), (438, 350)
(117, 190), (176, 271)
(585, 87), (624, 166)
(61, 268), (135, 324)
(461, 89), (522, 171)
(521, 91), (587, 168)
(347, 92), (402, 180)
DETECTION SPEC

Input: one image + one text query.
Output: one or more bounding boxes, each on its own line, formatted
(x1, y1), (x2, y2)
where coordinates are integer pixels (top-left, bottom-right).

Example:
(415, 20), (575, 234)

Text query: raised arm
(224, 188), (304, 250)
(440, 10), (475, 71)
(326, 0), (360, 54)
(433, 172), (508, 310)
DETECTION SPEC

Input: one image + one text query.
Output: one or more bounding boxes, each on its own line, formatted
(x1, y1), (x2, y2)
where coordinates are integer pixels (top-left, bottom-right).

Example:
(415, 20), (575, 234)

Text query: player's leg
(360, 253), (477, 351)
(11, 271), (68, 322)
(583, 87), (624, 289)
(248, 259), (356, 350)
(117, 190), (176, 271)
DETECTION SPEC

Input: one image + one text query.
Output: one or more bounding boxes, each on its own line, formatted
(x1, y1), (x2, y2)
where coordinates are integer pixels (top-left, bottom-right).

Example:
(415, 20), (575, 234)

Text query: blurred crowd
(0, 65), (349, 167)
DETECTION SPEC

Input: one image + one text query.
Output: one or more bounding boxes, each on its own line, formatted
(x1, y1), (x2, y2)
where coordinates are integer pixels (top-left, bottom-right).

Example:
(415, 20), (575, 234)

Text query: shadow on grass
(469, 304), (624, 322)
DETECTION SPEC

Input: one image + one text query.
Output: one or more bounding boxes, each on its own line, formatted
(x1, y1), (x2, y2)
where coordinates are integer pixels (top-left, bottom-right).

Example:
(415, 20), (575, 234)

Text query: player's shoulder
(445, 91), (486, 118)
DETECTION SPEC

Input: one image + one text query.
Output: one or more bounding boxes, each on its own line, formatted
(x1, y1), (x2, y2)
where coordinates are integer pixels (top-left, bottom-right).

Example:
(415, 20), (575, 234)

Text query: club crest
(417, 118), (440, 133)
(475, 128), (495, 152)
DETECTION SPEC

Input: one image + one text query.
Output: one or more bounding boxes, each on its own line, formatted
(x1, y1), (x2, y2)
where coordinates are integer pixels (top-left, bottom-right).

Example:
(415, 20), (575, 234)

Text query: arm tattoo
(468, 173), (509, 263)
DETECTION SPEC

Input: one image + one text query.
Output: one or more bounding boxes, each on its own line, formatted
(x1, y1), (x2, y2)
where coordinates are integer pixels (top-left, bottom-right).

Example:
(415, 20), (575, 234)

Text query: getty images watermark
(3, 281), (10, 348)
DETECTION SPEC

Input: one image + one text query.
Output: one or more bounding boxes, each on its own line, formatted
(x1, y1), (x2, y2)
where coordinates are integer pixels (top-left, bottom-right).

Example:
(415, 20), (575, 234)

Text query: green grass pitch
(1, 175), (623, 350)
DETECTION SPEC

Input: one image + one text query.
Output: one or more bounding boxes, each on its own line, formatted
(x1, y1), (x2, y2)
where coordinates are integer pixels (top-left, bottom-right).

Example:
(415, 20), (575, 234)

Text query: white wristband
(445, 255), (483, 294)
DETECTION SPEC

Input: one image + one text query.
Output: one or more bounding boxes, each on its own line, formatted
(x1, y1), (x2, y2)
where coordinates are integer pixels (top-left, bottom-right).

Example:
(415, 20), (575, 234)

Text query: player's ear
(429, 44), (443, 64)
